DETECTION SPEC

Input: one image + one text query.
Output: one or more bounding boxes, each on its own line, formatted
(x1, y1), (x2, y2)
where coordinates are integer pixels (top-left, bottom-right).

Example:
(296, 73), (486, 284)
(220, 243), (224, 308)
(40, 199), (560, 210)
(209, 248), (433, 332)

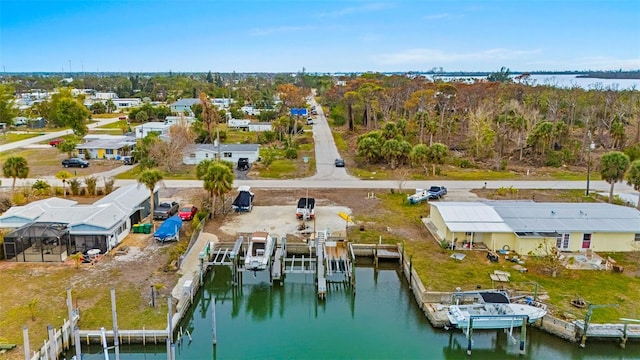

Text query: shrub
(80, 188), (87, 196)
(97, 189), (105, 196)
(84, 176), (97, 196)
(104, 177), (115, 194)
(53, 186), (64, 196)
(457, 158), (474, 169)
(68, 179), (81, 196)
(0, 196), (12, 213)
(284, 147), (298, 159)
(545, 150), (564, 168)
(32, 180), (51, 196)
(12, 192), (26, 206)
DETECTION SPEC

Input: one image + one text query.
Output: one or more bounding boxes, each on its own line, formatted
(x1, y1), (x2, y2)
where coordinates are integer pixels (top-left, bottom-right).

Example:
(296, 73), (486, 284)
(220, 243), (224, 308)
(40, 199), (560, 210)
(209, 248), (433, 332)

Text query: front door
(582, 234), (592, 249)
(556, 233), (570, 250)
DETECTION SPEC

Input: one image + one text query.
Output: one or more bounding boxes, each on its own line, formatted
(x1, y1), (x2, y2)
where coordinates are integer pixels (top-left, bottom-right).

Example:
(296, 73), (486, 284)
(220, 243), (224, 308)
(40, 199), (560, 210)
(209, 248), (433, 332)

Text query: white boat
(407, 189), (429, 204)
(447, 291), (547, 330)
(244, 231), (276, 271)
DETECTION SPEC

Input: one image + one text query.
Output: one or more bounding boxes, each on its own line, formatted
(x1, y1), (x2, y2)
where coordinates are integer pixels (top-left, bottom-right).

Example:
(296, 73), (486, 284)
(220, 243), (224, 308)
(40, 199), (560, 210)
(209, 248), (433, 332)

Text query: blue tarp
(153, 215), (182, 242)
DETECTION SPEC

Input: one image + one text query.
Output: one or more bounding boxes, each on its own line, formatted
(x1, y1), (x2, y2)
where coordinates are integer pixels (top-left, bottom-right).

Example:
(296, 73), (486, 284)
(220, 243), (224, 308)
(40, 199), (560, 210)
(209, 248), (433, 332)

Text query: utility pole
(586, 131), (595, 196)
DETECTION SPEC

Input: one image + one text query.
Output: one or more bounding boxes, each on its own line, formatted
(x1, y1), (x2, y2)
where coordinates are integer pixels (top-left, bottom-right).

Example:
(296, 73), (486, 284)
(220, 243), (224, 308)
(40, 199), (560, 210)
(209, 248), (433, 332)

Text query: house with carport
(183, 142), (260, 166)
(427, 201), (640, 255)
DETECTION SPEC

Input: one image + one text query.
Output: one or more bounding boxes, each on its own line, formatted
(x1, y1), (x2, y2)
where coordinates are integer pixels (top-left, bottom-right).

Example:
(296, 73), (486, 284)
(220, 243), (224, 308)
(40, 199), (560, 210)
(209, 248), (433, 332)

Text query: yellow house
(427, 201), (640, 254)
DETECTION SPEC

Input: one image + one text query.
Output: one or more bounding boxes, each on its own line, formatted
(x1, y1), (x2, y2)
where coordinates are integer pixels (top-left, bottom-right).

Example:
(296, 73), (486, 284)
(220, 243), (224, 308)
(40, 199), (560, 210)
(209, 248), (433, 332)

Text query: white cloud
(317, 3), (390, 18)
(373, 48), (542, 65)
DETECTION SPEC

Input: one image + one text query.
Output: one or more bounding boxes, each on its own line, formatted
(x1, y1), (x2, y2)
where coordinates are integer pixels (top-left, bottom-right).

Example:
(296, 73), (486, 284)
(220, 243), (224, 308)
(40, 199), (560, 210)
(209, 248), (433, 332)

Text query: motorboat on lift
(447, 291), (547, 330)
(244, 231), (276, 271)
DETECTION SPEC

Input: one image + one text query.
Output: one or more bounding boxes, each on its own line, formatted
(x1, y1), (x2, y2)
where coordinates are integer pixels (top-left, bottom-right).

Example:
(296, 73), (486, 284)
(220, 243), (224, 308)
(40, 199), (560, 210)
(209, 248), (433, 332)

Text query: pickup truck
(296, 197), (315, 220)
(427, 186), (447, 199)
(154, 201), (179, 220)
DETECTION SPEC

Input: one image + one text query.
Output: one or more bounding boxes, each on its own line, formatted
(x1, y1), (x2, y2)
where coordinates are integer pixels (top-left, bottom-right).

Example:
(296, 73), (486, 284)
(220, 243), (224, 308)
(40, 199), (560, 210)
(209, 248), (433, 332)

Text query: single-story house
(77, 135), (137, 159)
(0, 198), (78, 228)
(248, 122), (272, 132)
(170, 98), (201, 115)
(228, 118), (251, 129)
(427, 201), (640, 254)
(165, 116), (196, 126)
(241, 105), (260, 116)
(113, 98), (142, 109)
(212, 98), (234, 110)
(94, 92), (118, 100)
(1, 184), (158, 262)
(134, 122), (172, 139)
(183, 142), (260, 166)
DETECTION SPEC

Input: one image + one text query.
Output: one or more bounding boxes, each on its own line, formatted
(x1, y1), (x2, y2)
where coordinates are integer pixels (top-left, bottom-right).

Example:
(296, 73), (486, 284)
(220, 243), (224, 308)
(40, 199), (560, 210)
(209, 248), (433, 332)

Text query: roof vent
(551, 210), (556, 215)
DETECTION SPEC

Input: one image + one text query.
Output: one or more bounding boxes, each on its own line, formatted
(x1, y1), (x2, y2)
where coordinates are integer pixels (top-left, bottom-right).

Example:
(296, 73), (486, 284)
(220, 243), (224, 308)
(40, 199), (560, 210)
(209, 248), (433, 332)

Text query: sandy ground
(219, 205), (353, 240)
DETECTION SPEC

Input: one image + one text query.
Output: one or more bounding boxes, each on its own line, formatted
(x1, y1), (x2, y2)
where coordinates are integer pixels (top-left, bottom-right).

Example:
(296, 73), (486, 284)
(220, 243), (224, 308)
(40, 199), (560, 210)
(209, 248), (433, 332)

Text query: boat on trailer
(244, 231), (276, 271)
(447, 291), (547, 330)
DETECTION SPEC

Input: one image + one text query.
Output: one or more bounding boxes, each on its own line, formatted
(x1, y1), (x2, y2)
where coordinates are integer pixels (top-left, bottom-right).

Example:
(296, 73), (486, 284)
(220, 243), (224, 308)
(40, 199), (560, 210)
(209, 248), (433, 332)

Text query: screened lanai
(3, 222), (71, 262)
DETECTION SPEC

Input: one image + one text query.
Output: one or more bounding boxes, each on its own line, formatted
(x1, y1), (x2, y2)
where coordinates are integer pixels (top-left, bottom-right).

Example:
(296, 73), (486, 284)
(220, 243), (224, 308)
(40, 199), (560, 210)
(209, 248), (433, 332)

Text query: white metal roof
(0, 197), (77, 225)
(430, 202), (512, 233)
(492, 202), (640, 233)
(94, 183), (155, 214)
(431, 201), (640, 234)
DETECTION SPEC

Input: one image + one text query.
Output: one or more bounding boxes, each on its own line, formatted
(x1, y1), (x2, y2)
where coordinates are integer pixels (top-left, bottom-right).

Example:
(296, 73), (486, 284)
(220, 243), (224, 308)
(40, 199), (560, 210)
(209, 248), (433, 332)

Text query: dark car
(335, 158), (345, 167)
(154, 201), (179, 220)
(62, 158), (89, 168)
(237, 158), (250, 171)
(122, 156), (136, 165)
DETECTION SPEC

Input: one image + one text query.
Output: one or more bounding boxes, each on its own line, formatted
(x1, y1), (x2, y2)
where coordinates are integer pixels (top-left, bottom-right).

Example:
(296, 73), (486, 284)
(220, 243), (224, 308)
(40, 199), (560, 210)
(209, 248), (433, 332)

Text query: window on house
(224, 152), (232, 158)
(635, 233), (640, 242)
(189, 153), (196, 158)
(205, 153), (209, 158)
(556, 233), (570, 249)
(106, 149), (113, 155)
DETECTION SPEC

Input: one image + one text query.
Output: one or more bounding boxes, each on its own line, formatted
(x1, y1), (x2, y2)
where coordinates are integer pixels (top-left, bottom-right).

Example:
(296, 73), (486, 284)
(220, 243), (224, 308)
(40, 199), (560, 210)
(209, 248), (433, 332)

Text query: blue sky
(1, 0), (639, 73)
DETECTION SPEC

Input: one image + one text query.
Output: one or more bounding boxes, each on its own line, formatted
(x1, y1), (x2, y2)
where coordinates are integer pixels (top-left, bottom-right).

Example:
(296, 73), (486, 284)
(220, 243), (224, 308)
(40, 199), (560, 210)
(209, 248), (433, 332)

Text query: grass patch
(332, 131), (348, 152)
(257, 159), (298, 178)
(115, 165), (197, 180)
(95, 120), (135, 129)
(0, 133), (40, 145)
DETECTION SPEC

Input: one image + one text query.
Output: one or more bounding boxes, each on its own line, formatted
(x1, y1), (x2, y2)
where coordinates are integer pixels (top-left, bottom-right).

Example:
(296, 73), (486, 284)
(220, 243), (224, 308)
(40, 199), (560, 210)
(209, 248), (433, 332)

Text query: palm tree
(2, 156), (29, 191)
(138, 169), (163, 224)
(427, 143), (449, 176)
(197, 160), (234, 218)
(55, 171), (73, 197)
(599, 151), (630, 203)
(626, 160), (640, 210)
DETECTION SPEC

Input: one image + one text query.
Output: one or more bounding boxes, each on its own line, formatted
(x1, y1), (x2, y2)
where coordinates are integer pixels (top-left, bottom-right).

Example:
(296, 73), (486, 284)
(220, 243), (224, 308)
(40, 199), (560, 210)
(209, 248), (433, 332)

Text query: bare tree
(148, 124), (195, 173)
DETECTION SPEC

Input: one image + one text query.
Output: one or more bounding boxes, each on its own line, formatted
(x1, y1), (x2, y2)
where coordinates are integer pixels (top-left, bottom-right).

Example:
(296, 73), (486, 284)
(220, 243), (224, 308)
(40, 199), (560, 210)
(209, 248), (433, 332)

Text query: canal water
(75, 262), (638, 359)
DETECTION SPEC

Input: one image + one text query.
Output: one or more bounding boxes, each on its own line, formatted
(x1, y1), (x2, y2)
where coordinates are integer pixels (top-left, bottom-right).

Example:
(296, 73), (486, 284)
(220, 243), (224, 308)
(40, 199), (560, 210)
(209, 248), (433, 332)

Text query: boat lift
(203, 230), (354, 300)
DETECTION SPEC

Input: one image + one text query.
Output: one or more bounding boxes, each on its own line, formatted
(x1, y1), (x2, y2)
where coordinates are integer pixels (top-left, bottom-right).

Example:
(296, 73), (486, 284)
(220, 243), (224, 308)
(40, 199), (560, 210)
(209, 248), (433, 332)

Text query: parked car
(154, 201), (179, 220)
(179, 205), (198, 221)
(50, 138), (64, 147)
(335, 158), (345, 167)
(427, 185), (447, 199)
(306, 117), (314, 125)
(61, 158), (89, 168)
(237, 157), (250, 171)
(118, 115), (127, 120)
(122, 156), (136, 165)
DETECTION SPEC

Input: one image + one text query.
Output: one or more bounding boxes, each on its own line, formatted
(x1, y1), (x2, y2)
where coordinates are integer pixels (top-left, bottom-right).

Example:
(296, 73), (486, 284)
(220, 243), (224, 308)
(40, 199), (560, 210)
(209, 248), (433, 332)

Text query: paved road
(0, 112), (636, 199)
(0, 116), (123, 153)
(307, 94), (356, 181)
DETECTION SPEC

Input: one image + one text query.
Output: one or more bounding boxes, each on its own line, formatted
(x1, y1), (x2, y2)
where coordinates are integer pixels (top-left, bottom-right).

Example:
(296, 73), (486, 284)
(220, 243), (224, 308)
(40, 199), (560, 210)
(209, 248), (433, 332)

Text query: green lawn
(0, 133), (40, 145)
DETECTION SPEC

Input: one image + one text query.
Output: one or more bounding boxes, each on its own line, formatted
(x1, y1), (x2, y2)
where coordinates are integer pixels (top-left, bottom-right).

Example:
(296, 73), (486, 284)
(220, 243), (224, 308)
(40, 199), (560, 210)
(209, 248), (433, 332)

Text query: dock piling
(111, 288), (121, 360)
(22, 326), (30, 360)
(520, 317), (527, 354)
(74, 326), (81, 360)
(466, 318), (473, 355)
(212, 296), (217, 345)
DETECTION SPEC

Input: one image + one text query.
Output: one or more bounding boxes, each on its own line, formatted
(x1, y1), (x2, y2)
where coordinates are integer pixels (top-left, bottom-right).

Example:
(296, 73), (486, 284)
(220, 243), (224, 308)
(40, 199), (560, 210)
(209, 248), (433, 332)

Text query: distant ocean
(427, 74), (640, 91)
